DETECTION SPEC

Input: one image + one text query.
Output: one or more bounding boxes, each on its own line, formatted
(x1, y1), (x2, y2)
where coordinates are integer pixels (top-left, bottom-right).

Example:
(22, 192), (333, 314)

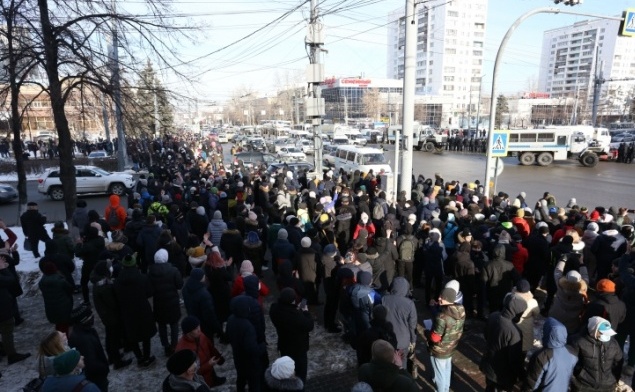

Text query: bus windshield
(361, 153), (386, 164)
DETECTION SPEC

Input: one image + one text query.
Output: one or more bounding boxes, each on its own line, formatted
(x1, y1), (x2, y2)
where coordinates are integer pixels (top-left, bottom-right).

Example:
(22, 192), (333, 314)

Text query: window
(448, 10), (458, 17)
(346, 151), (355, 161)
(537, 133), (554, 142)
(473, 50), (482, 56)
(443, 85), (455, 91)
(444, 67), (455, 73)
(445, 48), (456, 54)
(444, 76), (455, 82)
(473, 41), (483, 48)
(446, 29), (457, 36)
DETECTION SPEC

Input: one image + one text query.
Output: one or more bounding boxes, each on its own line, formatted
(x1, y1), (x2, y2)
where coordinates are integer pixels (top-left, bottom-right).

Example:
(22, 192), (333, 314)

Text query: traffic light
(554, 0), (583, 5)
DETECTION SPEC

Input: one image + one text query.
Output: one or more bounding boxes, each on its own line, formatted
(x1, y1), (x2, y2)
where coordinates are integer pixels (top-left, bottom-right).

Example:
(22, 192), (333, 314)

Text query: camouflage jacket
(429, 303), (466, 358)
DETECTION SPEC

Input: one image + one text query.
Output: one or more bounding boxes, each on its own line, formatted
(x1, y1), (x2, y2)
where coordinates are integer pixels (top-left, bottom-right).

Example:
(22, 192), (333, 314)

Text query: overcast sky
(138, 0), (634, 104)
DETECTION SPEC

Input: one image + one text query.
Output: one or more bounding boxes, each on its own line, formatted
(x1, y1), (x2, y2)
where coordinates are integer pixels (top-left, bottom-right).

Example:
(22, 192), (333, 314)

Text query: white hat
(271, 356), (295, 380)
(566, 270), (582, 283)
(408, 214), (416, 224)
(445, 279), (460, 293)
(301, 237), (312, 248)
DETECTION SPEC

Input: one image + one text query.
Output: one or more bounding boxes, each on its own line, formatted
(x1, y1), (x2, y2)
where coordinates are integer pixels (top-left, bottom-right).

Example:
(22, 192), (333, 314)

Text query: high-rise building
(538, 18), (635, 122)
(387, 0), (488, 127)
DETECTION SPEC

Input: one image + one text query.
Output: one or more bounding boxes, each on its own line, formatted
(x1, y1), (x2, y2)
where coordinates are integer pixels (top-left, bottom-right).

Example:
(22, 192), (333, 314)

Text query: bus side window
(346, 151), (355, 162)
(557, 136), (566, 146)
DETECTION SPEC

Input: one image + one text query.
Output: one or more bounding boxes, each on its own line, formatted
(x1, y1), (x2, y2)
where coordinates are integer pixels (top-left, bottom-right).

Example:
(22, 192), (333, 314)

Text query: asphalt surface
(0, 146), (633, 226)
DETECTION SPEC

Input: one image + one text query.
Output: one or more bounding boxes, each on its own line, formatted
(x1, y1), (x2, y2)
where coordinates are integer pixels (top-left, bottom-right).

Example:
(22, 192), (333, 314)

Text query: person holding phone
(269, 288), (314, 383)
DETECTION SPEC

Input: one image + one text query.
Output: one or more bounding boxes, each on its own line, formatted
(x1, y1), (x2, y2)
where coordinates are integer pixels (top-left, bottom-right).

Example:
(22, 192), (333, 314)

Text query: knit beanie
(371, 340), (394, 363)
(271, 356), (295, 380)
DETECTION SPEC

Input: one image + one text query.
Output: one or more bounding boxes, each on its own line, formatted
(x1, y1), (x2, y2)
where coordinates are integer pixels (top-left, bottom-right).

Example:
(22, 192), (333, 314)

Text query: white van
(334, 145), (392, 174)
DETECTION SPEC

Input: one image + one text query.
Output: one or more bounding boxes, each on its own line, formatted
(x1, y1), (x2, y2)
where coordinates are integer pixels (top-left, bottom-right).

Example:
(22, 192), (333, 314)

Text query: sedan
(0, 184), (17, 203)
(277, 147), (306, 161)
(87, 150), (109, 158)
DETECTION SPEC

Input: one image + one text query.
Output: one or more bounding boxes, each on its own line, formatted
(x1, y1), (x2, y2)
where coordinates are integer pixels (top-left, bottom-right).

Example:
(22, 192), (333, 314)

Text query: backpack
(399, 236), (416, 261)
(372, 202), (385, 220)
(107, 207), (120, 228)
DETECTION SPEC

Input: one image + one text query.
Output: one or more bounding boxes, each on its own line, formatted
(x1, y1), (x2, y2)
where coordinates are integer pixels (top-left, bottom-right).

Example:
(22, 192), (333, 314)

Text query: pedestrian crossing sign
(620, 8), (635, 37)
(491, 131), (509, 157)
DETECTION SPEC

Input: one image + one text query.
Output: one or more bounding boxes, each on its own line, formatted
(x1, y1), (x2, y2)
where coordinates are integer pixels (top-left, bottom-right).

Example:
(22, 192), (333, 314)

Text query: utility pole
(400, 0), (417, 194)
(110, 12), (126, 171)
(305, 0), (325, 175)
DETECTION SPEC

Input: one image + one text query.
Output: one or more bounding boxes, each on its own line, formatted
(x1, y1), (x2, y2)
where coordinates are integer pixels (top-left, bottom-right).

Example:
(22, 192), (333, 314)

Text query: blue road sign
(491, 131), (509, 157)
(620, 8), (635, 37)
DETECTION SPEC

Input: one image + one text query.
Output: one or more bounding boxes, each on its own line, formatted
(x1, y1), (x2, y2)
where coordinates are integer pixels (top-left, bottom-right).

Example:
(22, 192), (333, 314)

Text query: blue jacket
(524, 317), (577, 392)
(41, 374), (101, 392)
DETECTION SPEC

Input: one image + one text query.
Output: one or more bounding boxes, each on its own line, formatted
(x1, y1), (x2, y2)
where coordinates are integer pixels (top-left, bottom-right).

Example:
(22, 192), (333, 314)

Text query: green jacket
(358, 360), (419, 392)
(429, 303), (466, 358)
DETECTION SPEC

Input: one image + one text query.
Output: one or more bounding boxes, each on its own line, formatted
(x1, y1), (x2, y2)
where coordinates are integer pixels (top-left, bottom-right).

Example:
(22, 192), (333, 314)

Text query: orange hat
(596, 279), (616, 293)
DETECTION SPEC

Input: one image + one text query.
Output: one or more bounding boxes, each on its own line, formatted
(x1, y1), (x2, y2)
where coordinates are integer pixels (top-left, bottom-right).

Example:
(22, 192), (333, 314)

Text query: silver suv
(37, 165), (135, 201)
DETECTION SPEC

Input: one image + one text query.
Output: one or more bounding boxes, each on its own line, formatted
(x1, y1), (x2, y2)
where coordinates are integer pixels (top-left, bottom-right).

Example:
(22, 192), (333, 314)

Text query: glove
(408, 342), (416, 354)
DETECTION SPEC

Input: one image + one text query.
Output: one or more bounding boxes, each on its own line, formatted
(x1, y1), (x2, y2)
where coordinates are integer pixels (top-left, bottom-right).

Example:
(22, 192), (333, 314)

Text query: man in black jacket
(269, 287), (315, 382)
(0, 255), (30, 373)
(68, 304), (110, 391)
(20, 201), (50, 258)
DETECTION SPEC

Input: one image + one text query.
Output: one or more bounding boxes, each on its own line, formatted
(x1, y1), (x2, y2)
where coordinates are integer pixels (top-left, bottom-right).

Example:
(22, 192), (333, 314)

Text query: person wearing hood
(123, 208), (145, 254)
(90, 261), (131, 370)
(182, 268), (222, 341)
(231, 260), (270, 306)
(592, 225), (628, 281)
(243, 231), (265, 277)
(114, 254), (156, 368)
(105, 194), (127, 231)
(38, 261), (74, 334)
(136, 215), (162, 273)
(353, 212), (376, 246)
(381, 277), (417, 370)
(227, 295), (267, 392)
(482, 243), (519, 313)
(548, 254), (588, 334)
(523, 224), (551, 292)
(358, 339), (419, 392)
(271, 229), (296, 275)
(219, 221), (244, 266)
(356, 304), (398, 367)
(523, 317), (577, 392)
(263, 356), (304, 392)
(149, 248), (184, 357)
(72, 199), (90, 238)
(68, 304), (110, 391)
(479, 295), (527, 391)
(75, 226), (106, 304)
(269, 288), (314, 382)
(350, 271), (382, 337)
(206, 210), (227, 247)
(569, 316), (623, 392)
(425, 287), (465, 392)
(50, 221), (75, 260)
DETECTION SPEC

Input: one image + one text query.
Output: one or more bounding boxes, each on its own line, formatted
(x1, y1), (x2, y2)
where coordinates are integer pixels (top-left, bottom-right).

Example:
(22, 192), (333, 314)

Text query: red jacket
(511, 217), (530, 239)
(230, 275), (270, 306)
(105, 195), (127, 231)
(511, 243), (529, 274)
(175, 333), (224, 387)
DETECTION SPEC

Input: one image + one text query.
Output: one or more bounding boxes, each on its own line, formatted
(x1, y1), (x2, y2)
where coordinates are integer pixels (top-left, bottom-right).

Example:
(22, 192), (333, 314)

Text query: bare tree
(362, 88), (382, 121)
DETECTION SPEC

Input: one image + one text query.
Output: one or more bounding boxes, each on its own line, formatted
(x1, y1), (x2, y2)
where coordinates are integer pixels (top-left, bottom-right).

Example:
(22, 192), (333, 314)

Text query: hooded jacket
(182, 275), (222, 337)
(148, 250), (184, 324)
(480, 295), (527, 388)
(381, 277), (417, 350)
(428, 302), (465, 359)
(105, 195), (127, 231)
(549, 259), (588, 333)
(263, 367), (304, 392)
(524, 317), (577, 392)
(206, 211), (227, 246)
(482, 244), (519, 312)
(227, 296), (266, 372)
(591, 229), (627, 280)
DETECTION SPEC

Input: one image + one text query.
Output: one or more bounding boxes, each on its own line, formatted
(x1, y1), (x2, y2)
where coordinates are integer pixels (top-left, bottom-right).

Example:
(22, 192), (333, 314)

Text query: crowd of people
(2, 133), (635, 392)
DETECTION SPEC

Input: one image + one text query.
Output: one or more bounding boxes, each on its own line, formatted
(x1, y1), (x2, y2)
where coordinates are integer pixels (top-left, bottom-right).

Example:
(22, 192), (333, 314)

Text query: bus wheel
(519, 152), (535, 166)
(424, 142), (435, 152)
(537, 152), (553, 166)
(581, 153), (598, 167)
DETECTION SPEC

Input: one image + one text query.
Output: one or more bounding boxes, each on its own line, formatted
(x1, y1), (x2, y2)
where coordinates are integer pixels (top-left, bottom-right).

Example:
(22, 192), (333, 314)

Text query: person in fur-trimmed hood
(591, 225), (628, 281)
(263, 356), (304, 392)
(548, 254), (588, 334)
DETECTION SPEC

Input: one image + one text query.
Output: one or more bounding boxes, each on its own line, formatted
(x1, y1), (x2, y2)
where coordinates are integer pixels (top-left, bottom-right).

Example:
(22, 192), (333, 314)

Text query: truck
(504, 129), (599, 167)
(387, 122), (448, 152)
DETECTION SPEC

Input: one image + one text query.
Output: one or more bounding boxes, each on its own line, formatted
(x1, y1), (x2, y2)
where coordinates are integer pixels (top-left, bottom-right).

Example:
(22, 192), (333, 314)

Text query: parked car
(0, 183), (18, 203)
(87, 150), (110, 158)
(234, 151), (276, 167)
(323, 144), (343, 167)
(266, 161), (314, 175)
(610, 133), (635, 149)
(217, 133), (229, 143)
(272, 139), (296, 153)
(37, 165), (135, 201)
(295, 140), (315, 154)
(350, 134), (367, 145)
(277, 147), (307, 161)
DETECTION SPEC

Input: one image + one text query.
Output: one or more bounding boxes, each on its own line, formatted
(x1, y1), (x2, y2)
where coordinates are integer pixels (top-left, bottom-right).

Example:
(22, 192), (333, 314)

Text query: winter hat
(371, 339), (395, 363)
(290, 217), (300, 227)
(309, 191), (316, 199)
(566, 270), (582, 283)
(40, 261), (58, 275)
(301, 237), (312, 248)
(188, 246), (206, 258)
(93, 260), (111, 279)
(408, 214), (416, 224)
(247, 231), (260, 244)
(196, 206), (206, 216)
(271, 356), (295, 380)
(587, 222), (599, 233)
(474, 213), (485, 221)
(278, 229), (289, 240)
(516, 279), (531, 293)
(189, 268), (205, 282)
(213, 210), (222, 220)
(122, 253), (137, 267)
(54, 349), (81, 375)
(351, 382), (374, 392)
(516, 209), (525, 218)
(240, 260), (254, 276)
(54, 221), (65, 230)
(70, 302), (94, 325)
(372, 304), (388, 322)
(431, 210), (440, 219)
(324, 244), (338, 257)
(439, 287), (457, 303)
(360, 212), (369, 223)
(167, 349), (197, 375)
(248, 211), (257, 221)
(181, 316), (200, 335)
(596, 279), (616, 293)
(357, 271), (372, 286)
(278, 287), (296, 305)
(154, 249), (169, 264)
(471, 195), (479, 203)
(445, 280), (460, 294)
(111, 230), (127, 243)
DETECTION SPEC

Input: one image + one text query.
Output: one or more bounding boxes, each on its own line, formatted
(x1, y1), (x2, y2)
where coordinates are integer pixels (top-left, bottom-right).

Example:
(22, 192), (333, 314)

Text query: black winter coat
(148, 263), (183, 324)
(68, 324), (110, 382)
(39, 272), (74, 325)
(182, 277), (222, 337)
(91, 276), (120, 328)
(0, 268), (19, 322)
(75, 236), (106, 272)
(40, 252), (75, 287)
(569, 331), (623, 390)
(269, 302), (314, 354)
(219, 229), (244, 262)
(136, 224), (162, 266)
(20, 209), (48, 240)
(114, 267), (157, 342)
(227, 296), (266, 373)
(204, 265), (233, 324)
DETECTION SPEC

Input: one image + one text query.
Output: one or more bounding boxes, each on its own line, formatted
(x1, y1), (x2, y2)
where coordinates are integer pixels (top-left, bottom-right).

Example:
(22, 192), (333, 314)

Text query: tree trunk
(37, 0), (77, 220)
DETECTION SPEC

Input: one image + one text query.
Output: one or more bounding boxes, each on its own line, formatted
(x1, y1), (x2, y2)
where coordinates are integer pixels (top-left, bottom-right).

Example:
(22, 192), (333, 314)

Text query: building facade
(538, 18), (635, 123)
(387, 0), (488, 126)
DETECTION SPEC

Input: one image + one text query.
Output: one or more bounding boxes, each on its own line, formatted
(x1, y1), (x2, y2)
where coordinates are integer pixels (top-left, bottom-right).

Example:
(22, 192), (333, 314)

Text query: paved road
(1, 147), (633, 226)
